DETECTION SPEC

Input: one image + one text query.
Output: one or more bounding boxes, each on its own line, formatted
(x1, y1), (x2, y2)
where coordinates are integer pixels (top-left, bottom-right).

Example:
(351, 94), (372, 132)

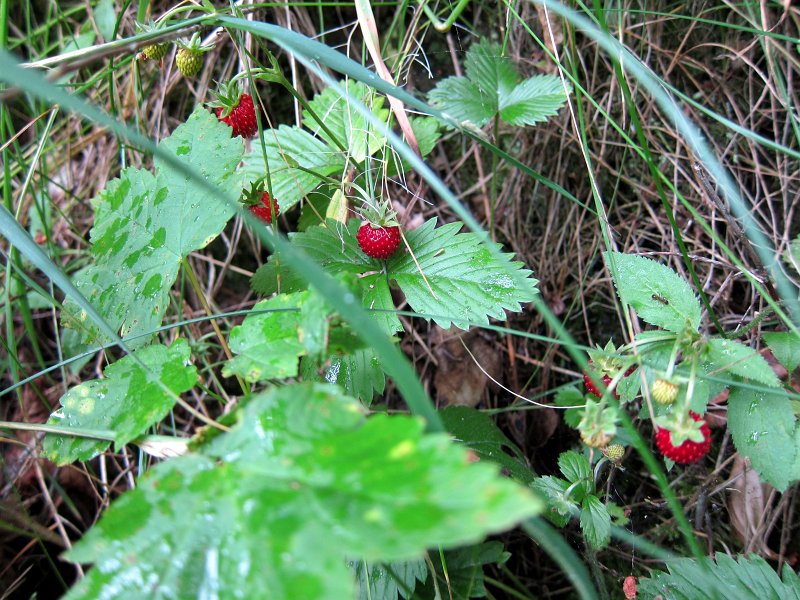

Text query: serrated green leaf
(428, 76), (495, 128)
(499, 75), (570, 126)
(605, 251), (701, 333)
(639, 553), (800, 600)
(242, 124), (345, 211)
(304, 80), (390, 163)
(706, 338), (780, 387)
(253, 218), (537, 330)
(465, 39), (519, 99)
(763, 332), (800, 373)
(42, 339), (196, 464)
(352, 558), (427, 600)
(558, 450), (591, 485)
(728, 386), (798, 491)
(63, 384), (541, 599)
(531, 476), (574, 528)
(62, 107), (244, 348)
(391, 219), (538, 329)
(440, 406), (536, 485)
(580, 495), (610, 548)
(251, 221), (373, 298)
(360, 273), (403, 334)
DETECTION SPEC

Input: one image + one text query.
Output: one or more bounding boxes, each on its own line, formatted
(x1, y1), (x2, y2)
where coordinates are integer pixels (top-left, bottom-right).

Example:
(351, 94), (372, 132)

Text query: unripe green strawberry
(604, 444), (625, 462)
(175, 33), (213, 78)
(652, 378), (679, 405)
(143, 42), (169, 61)
(176, 47), (203, 77)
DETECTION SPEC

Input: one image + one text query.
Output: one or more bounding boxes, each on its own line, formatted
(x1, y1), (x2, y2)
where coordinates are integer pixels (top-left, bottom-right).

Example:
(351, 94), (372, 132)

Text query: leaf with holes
(61, 107), (244, 348)
(62, 383), (541, 599)
(42, 339), (197, 464)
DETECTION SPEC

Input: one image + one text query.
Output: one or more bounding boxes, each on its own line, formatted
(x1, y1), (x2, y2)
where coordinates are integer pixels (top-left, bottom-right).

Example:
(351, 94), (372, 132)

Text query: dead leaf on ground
(727, 455), (777, 559)
(431, 326), (501, 407)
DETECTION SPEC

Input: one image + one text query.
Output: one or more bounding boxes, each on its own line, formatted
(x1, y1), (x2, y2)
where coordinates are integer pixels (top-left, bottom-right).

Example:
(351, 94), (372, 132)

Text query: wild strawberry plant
(19, 21), (579, 595)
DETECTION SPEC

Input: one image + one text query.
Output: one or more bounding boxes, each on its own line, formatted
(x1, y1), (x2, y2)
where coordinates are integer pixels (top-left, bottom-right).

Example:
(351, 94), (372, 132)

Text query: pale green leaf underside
(706, 338), (780, 387)
(62, 107), (244, 348)
(605, 251), (702, 333)
(728, 386), (799, 491)
(242, 124), (345, 212)
(428, 76), (496, 128)
(304, 80), (391, 163)
(64, 384), (541, 599)
(639, 553), (800, 600)
(580, 495), (611, 548)
(42, 339), (197, 465)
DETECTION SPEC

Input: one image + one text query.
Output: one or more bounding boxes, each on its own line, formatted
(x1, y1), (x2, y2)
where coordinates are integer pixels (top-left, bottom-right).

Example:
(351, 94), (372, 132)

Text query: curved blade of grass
(522, 518), (598, 600)
(0, 47), (442, 432)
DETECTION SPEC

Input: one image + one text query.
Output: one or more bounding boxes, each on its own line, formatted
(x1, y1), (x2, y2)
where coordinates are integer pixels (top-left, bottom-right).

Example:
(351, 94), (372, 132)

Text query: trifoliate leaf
(728, 386), (798, 491)
(63, 384), (541, 599)
(61, 107), (244, 348)
(580, 495), (610, 548)
(390, 218), (538, 329)
(604, 251), (701, 333)
(428, 38), (568, 129)
(639, 553), (800, 600)
(706, 338), (780, 387)
(42, 339), (196, 464)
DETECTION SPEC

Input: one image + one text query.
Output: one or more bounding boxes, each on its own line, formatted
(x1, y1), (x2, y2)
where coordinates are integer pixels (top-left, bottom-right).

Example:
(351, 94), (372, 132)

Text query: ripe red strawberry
(357, 223), (401, 259)
(250, 193), (279, 224)
(584, 359), (635, 399)
(655, 411), (711, 464)
(584, 370), (615, 399)
(242, 183), (279, 224)
(210, 82), (258, 138)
